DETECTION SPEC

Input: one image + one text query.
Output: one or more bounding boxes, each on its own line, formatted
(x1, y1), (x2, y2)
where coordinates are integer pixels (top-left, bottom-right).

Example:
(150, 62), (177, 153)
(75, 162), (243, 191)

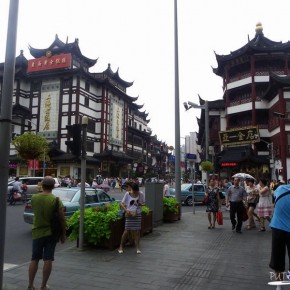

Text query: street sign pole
(190, 161), (195, 214)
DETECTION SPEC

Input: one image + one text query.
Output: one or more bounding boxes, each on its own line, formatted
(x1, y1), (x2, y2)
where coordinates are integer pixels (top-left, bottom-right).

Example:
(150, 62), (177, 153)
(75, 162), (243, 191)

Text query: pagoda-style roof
(15, 50), (28, 67)
(29, 35), (97, 68)
(263, 73), (290, 101)
(213, 23), (290, 76)
(102, 63), (134, 88)
(198, 95), (225, 110)
(12, 103), (31, 118)
(0, 50), (28, 77)
(130, 100), (144, 110)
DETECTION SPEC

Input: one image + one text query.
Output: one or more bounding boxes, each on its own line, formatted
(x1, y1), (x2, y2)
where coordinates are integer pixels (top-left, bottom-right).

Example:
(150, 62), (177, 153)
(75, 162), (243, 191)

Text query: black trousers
(230, 201), (244, 231)
(269, 227), (290, 272)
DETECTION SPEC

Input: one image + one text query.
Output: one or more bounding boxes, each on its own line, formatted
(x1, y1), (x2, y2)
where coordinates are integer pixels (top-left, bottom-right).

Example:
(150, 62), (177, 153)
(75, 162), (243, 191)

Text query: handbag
(242, 205), (248, 222)
(51, 197), (62, 242)
(217, 211), (223, 225)
(125, 210), (137, 218)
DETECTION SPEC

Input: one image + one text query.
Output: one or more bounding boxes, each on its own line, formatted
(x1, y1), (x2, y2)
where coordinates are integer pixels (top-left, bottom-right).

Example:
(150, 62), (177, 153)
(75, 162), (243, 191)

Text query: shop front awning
(218, 146), (252, 164)
(93, 150), (135, 162)
(218, 146), (270, 165)
(52, 153), (100, 164)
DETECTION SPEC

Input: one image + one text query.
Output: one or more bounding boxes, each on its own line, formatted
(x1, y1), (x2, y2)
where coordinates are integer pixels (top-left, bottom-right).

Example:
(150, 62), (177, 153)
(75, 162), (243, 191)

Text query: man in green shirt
(27, 176), (66, 290)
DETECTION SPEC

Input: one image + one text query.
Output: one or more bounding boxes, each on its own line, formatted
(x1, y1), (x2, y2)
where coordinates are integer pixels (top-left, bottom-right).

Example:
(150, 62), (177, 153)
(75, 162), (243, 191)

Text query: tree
(200, 160), (214, 173)
(12, 132), (49, 162)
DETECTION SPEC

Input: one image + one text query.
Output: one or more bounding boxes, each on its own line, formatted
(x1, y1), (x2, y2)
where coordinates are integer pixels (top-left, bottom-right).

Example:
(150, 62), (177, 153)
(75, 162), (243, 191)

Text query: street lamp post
(174, 0), (181, 203)
(184, 100), (209, 183)
(79, 116), (88, 250)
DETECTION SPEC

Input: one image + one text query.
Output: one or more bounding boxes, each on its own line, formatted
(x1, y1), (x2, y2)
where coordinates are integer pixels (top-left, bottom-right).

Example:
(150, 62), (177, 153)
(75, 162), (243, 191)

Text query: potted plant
(141, 205), (153, 237)
(163, 197), (181, 222)
(67, 202), (124, 250)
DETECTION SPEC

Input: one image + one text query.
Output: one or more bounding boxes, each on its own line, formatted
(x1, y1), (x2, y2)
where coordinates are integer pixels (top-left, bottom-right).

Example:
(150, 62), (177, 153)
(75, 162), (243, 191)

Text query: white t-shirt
(163, 184), (170, 196)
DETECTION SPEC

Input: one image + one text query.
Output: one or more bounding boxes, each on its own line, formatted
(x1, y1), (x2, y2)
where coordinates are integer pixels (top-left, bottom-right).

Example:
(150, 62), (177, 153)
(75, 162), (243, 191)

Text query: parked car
(169, 183), (207, 205)
(8, 177), (60, 200)
(23, 187), (120, 224)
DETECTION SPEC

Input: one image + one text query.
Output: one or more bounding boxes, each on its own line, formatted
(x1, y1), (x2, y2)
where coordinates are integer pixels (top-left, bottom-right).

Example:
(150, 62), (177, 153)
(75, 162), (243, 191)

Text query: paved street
(3, 207), (282, 290)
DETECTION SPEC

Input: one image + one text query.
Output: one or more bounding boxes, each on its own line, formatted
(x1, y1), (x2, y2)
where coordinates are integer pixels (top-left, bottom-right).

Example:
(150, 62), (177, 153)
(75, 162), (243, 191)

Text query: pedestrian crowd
(204, 175), (290, 284)
(58, 175), (145, 192)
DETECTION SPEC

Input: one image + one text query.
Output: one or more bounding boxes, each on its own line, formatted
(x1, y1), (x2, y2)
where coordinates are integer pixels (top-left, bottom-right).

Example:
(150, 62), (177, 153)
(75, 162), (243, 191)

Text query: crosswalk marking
(4, 263), (18, 271)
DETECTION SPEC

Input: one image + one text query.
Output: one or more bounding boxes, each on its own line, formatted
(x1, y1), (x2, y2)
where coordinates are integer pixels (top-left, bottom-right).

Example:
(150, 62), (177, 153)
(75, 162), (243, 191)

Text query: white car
(8, 177), (60, 200)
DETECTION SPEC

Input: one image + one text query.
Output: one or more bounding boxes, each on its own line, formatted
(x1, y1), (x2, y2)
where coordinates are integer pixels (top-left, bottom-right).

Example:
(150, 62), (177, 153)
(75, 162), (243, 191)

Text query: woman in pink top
(257, 179), (273, 231)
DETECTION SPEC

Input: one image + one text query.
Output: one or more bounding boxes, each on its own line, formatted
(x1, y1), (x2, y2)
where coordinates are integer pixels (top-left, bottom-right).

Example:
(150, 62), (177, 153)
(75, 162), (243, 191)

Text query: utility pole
(0, 1), (19, 288)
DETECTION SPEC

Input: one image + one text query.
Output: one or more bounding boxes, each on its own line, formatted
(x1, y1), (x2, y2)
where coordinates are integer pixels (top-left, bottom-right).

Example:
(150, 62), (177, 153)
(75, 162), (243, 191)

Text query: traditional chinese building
(197, 23), (290, 181)
(1, 35), (168, 180)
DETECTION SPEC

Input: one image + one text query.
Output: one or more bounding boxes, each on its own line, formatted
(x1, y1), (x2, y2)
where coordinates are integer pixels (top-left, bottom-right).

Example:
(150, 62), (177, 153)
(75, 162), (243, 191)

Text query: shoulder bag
(51, 197), (62, 242)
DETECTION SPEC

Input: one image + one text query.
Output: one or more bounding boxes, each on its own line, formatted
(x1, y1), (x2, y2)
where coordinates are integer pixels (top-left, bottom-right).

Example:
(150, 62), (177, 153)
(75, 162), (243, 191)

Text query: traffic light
(65, 124), (82, 156)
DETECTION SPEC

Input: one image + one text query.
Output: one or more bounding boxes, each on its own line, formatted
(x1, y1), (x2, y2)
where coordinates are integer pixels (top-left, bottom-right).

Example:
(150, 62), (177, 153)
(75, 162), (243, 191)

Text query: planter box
(163, 204), (181, 222)
(97, 217), (125, 250)
(81, 212), (154, 250)
(141, 210), (153, 237)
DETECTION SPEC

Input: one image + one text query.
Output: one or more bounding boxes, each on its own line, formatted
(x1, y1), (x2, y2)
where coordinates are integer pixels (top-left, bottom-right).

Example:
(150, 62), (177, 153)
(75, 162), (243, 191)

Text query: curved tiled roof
(213, 23), (290, 76)
(103, 63), (133, 88)
(29, 34), (97, 68)
(263, 73), (290, 100)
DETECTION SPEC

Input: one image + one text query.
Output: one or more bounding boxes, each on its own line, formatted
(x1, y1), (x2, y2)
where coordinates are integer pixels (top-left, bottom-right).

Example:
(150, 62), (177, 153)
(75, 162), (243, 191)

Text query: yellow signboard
(219, 127), (260, 146)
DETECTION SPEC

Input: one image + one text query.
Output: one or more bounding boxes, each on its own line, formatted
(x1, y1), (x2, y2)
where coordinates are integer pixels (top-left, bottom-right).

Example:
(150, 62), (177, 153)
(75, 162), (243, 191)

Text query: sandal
(208, 224), (212, 229)
(259, 227), (266, 232)
(136, 250), (141, 254)
(118, 249), (124, 254)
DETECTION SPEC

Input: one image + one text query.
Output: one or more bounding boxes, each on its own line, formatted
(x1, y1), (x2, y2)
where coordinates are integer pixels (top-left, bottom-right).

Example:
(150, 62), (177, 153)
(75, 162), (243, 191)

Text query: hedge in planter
(163, 197), (181, 222)
(141, 205), (153, 236)
(67, 202), (123, 246)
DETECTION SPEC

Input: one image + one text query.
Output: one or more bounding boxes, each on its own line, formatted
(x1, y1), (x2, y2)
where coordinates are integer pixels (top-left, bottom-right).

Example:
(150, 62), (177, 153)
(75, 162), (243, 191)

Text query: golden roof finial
(255, 22), (263, 34)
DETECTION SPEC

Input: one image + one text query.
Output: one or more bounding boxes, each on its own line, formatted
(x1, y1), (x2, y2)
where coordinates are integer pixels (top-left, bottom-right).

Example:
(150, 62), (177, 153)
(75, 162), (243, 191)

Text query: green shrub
(163, 197), (179, 214)
(200, 161), (214, 173)
(141, 205), (150, 215)
(67, 202), (121, 245)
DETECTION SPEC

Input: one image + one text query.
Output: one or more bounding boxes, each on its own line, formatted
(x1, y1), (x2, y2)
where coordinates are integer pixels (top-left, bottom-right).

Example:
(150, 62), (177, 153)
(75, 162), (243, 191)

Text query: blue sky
(1, 0), (290, 147)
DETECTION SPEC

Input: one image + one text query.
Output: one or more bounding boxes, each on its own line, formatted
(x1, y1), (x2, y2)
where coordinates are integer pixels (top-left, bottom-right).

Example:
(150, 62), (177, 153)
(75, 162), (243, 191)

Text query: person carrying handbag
(27, 176), (66, 290)
(245, 178), (260, 229)
(205, 179), (221, 229)
(118, 182), (145, 254)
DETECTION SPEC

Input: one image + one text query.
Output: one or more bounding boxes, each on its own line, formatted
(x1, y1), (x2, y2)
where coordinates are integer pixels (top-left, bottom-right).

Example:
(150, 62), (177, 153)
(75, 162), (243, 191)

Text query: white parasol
(232, 173), (256, 180)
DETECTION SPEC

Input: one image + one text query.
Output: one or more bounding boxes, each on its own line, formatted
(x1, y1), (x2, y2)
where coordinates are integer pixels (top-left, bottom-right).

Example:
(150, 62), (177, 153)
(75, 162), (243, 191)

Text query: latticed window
(87, 118), (95, 133)
(63, 79), (71, 89)
(86, 141), (94, 153)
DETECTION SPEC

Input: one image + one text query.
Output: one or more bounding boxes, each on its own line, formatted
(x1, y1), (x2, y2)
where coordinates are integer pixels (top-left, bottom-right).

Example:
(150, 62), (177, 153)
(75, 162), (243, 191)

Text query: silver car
(23, 187), (119, 224)
(8, 177), (60, 200)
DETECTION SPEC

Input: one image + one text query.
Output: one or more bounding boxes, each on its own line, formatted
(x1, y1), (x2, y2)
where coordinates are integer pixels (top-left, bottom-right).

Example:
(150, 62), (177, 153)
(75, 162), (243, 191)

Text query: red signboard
(28, 160), (39, 170)
(221, 162), (238, 167)
(27, 53), (71, 73)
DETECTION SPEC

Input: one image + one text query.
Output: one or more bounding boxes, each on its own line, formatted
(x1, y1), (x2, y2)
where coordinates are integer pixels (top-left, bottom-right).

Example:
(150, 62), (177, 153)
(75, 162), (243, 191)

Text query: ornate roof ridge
(29, 35), (97, 67)
(213, 23), (290, 75)
(103, 63), (134, 88)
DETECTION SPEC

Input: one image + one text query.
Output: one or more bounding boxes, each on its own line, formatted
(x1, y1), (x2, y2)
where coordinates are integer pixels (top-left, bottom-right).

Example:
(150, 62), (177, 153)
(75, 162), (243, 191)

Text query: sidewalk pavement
(3, 209), (281, 290)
